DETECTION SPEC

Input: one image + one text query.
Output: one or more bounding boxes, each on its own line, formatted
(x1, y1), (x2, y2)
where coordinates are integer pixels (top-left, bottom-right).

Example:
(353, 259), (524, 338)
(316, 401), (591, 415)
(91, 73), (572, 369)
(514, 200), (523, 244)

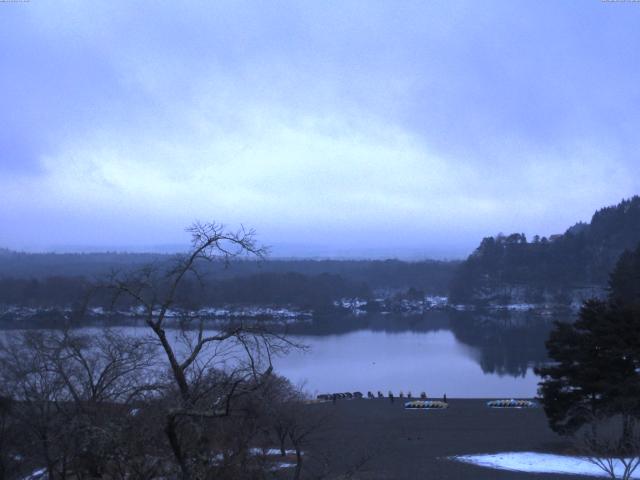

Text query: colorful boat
(404, 400), (448, 409)
(486, 399), (536, 408)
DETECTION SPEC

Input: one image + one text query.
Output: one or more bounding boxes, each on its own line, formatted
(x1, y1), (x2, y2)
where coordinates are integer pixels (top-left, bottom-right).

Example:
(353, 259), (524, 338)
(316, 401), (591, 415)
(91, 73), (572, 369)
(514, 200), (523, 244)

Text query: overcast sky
(1, 1), (639, 258)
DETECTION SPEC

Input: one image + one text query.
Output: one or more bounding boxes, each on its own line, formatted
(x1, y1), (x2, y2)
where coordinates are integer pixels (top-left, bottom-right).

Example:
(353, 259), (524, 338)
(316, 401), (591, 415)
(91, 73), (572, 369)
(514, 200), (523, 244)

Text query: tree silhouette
(537, 244), (640, 464)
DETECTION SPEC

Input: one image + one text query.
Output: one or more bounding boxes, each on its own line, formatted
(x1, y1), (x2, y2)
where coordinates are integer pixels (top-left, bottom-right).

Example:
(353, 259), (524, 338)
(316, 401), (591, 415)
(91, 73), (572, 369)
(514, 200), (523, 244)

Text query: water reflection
(267, 309), (559, 397)
(0, 309), (561, 398)
(448, 310), (555, 378)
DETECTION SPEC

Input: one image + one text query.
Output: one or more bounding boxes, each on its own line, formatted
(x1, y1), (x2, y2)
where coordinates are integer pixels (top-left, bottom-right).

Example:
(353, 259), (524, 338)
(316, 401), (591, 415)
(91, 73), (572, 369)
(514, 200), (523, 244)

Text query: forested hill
(0, 250), (457, 292)
(0, 250), (459, 312)
(450, 196), (640, 304)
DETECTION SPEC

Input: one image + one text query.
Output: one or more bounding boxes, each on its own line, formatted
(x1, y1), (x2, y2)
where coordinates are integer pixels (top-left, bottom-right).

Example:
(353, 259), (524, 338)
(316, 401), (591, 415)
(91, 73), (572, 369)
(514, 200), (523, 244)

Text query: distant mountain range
(450, 196), (640, 304)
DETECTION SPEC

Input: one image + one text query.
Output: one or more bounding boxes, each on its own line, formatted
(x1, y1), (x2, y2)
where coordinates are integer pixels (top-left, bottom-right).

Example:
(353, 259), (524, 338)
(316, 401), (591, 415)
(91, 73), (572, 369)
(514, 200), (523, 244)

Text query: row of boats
(315, 393), (537, 409)
(486, 399), (537, 408)
(317, 391), (430, 401)
(405, 399), (537, 409)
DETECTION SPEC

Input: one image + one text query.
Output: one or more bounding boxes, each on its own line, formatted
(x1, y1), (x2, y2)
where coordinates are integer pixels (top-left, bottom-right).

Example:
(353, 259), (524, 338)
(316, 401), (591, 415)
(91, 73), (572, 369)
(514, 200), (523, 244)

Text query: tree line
(0, 272), (370, 313)
(0, 254), (457, 316)
(450, 196), (640, 303)
(0, 249), (457, 293)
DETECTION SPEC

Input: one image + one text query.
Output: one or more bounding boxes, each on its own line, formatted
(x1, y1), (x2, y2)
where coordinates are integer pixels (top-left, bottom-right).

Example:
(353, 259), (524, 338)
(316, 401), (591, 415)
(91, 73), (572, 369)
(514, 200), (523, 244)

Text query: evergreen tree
(609, 244), (640, 309)
(536, 243), (640, 439)
(450, 196), (640, 303)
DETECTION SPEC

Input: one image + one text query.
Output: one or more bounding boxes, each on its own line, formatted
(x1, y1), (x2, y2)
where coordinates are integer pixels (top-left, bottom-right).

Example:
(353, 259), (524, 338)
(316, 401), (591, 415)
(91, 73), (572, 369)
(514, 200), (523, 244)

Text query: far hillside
(0, 250), (459, 314)
(450, 196), (640, 305)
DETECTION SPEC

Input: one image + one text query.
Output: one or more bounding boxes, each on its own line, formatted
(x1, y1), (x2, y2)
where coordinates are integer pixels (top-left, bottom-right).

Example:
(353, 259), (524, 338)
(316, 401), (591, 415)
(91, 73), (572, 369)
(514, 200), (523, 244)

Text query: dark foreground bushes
(0, 329), (320, 480)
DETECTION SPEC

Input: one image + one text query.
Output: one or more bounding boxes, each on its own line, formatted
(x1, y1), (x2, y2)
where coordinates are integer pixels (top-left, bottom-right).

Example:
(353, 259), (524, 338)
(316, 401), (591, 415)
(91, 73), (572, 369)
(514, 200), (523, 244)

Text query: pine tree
(536, 243), (640, 438)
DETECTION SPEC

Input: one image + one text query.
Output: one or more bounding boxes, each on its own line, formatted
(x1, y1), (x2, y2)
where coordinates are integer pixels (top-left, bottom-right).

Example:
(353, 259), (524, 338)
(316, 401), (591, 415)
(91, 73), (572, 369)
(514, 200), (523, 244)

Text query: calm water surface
(2, 311), (551, 398)
(275, 329), (540, 398)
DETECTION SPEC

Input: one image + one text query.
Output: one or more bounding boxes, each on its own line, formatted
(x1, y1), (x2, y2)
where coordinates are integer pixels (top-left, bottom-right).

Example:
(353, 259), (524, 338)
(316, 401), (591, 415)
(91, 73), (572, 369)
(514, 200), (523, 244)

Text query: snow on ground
(452, 452), (640, 478)
(248, 448), (300, 456)
(21, 469), (46, 480)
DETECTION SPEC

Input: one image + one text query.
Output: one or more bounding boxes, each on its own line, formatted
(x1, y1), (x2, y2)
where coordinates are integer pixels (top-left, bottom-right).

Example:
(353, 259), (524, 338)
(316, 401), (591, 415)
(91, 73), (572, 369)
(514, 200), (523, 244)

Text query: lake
(0, 309), (555, 398)
(275, 329), (541, 398)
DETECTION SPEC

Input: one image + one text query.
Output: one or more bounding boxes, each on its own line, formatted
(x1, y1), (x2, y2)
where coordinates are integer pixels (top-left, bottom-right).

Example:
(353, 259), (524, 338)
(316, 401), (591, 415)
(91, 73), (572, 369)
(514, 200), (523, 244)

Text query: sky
(1, 1), (639, 259)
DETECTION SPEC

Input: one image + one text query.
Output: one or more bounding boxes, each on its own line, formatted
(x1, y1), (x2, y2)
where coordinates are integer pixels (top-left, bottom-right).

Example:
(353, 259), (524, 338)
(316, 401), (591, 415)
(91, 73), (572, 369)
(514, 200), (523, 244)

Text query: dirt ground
(301, 398), (592, 480)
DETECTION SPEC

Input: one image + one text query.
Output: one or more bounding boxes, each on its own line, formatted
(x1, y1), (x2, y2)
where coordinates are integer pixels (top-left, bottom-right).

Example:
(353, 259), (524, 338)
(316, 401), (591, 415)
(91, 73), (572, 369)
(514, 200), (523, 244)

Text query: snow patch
(452, 452), (640, 478)
(22, 468), (46, 480)
(249, 448), (300, 456)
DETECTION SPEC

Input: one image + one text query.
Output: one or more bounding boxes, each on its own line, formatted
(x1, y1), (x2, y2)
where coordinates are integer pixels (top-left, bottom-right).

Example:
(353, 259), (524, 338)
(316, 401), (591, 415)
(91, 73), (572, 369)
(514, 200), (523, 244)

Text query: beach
(303, 398), (592, 479)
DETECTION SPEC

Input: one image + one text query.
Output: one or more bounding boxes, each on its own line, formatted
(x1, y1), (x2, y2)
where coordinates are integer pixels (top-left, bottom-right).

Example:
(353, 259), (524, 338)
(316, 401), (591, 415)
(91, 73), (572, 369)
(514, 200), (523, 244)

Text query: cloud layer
(1, 1), (639, 257)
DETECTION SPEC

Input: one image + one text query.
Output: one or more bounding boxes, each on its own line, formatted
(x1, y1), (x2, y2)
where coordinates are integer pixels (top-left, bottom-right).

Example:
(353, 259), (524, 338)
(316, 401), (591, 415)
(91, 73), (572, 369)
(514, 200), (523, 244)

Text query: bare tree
(262, 380), (330, 480)
(0, 329), (159, 479)
(575, 415), (640, 480)
(260, 375), (305, 457)
(1, 223), (303, 479)
(287, 407), (327, 480)
(107, 222), (298, 479)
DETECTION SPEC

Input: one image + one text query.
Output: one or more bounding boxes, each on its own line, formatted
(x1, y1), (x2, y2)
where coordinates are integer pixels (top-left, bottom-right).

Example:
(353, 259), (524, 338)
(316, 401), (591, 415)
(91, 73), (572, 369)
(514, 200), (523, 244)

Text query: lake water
(275, 329), (540, 398)
(1, 310), (553, 398)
